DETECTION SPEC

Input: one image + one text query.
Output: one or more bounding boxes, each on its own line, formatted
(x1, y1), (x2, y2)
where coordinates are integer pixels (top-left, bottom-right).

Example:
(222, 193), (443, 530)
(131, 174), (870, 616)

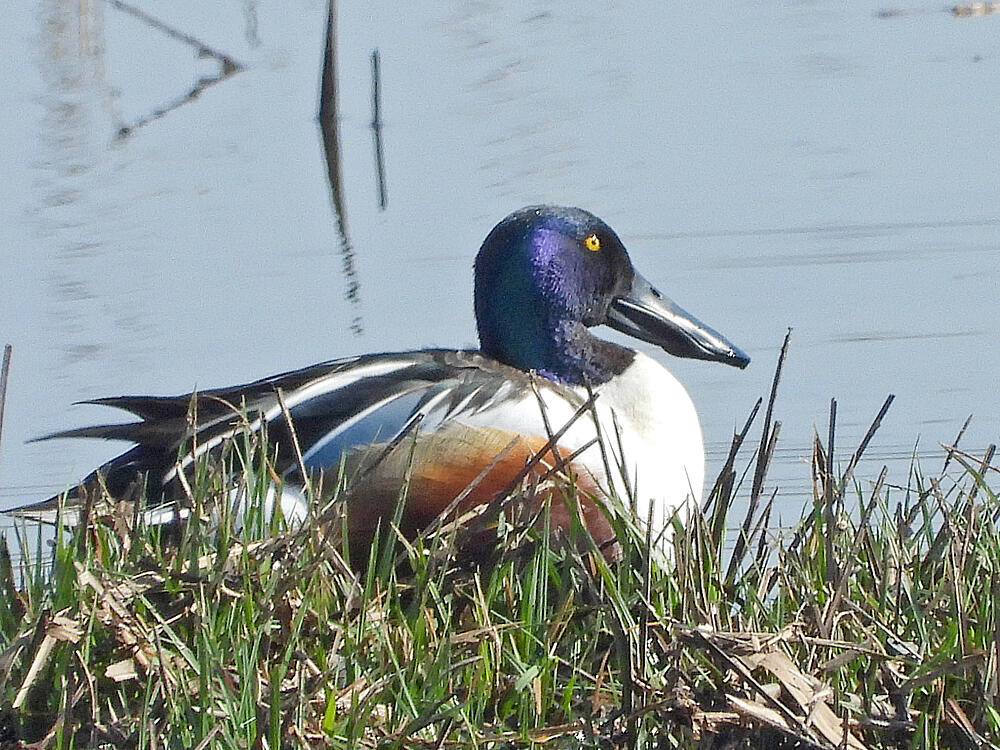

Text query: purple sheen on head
(473, 206), (636, 386)
(529, 228), (589, 317)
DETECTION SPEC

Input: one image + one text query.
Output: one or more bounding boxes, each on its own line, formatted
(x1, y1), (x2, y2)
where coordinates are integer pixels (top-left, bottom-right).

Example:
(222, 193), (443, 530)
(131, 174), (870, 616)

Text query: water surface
(2, 1), (998, 550)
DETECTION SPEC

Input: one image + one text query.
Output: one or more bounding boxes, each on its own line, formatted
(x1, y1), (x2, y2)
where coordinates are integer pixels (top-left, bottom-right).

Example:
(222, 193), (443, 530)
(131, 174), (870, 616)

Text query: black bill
(606, 271), (750, 369)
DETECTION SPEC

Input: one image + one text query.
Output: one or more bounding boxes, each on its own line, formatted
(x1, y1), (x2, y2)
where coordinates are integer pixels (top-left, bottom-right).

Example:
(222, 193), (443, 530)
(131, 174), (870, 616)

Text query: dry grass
(1, 345), (998, 749)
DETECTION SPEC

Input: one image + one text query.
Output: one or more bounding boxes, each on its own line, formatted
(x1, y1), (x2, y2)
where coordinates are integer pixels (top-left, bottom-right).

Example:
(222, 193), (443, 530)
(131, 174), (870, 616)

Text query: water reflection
(243, 0), (261, 49)
(370, 49), (388, 210)
(35, 0), (112, 371)
(106, 0), (243, 139)
(319, 0), (364, 335)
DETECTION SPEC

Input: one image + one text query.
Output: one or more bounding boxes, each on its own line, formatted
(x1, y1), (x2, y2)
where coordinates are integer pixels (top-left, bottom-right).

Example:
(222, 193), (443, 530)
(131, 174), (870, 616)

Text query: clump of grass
(1, 363), (998, 748)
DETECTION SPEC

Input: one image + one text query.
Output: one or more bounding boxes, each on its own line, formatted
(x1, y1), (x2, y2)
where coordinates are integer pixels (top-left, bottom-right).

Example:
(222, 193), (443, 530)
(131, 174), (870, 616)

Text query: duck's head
(474, 205), (750, 385)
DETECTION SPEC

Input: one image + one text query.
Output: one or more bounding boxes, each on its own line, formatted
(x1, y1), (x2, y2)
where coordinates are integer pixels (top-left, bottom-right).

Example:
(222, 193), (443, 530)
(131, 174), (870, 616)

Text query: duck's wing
(9, 350), (596, 525)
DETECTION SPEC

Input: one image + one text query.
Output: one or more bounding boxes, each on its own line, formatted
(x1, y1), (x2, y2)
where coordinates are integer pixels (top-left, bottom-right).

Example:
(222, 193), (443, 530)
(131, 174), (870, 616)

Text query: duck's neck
(480, 315), (635, 386)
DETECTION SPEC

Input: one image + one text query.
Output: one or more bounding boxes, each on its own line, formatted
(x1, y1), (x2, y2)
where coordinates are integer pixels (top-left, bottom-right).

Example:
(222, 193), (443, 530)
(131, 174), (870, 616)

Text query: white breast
(444, 351), (703, 534)
(591, 352), (704, 530)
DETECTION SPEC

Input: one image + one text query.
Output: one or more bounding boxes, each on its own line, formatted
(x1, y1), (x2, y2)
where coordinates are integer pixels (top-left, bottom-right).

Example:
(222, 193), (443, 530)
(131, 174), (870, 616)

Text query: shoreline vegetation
(1, 342), (998, 749)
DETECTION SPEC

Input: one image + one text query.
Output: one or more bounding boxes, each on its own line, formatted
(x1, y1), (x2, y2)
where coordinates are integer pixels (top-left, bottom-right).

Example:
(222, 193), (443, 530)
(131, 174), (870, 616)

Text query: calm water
(2, 1), (998, 554)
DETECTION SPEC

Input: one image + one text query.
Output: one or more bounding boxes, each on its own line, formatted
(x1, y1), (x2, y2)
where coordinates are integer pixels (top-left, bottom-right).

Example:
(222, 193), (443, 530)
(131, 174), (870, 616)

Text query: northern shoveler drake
(12, 205), (749, 562)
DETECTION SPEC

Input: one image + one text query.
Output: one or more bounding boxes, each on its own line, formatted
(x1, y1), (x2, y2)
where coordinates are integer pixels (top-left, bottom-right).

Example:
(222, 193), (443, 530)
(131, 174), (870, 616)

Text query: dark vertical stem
(942, 414), (973, 474)
(371, 49), (388, 210)
(969, 444), (996, 503)
(725, 329), (790, 589)
(706, 397), (761, 553)
(839, 394), (895, 492)
(825, 398), (837, 585)
(0, 344), (11, 453)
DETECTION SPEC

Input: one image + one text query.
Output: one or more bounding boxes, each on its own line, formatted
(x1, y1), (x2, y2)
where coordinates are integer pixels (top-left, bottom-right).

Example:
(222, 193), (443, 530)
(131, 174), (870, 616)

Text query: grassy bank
(1, 374), (998, 748)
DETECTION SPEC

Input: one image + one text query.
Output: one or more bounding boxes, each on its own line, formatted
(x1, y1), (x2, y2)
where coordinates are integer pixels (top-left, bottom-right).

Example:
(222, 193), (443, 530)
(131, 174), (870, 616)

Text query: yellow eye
(583, 233), (601, 252)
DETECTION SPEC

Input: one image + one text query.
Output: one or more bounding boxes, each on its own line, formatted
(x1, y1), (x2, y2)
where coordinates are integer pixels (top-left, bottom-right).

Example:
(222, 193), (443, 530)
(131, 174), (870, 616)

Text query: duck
(11, 205), (749, 563)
